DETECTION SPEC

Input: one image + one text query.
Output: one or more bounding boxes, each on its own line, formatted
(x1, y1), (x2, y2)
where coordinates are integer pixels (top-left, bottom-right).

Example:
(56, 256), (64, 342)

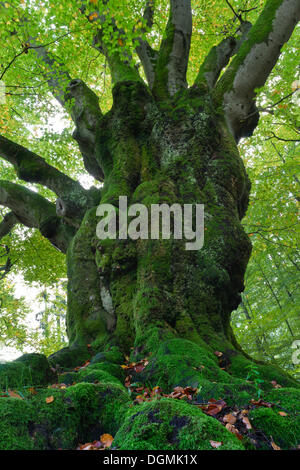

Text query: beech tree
(0, 0), (299, 451)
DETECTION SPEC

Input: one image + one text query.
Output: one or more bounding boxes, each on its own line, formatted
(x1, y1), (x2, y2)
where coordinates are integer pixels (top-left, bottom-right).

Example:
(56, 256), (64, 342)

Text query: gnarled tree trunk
(0, 0), (299, 451)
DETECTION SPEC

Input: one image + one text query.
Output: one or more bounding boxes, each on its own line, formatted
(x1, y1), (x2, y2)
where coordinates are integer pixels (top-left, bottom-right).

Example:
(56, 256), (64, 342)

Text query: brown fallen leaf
(200, 398), (227, 416)
(134, 395), (145, 404)
(242, 416), (252, 430)
(124, 375), (132, 387)
(251, 399), (272, 408)
(134, 363), (146, 373)
(270, 437), (281, 450)
(225, 423), (243, 440)
(271, 380), (282, 389)
(223, 413), (237, 425)
(100, 433), (114, 448)
(214, 351), (223, 357)
(210, 440), (222, 448)
(8, 390), (23, 399)
(46, 395), (54, 404)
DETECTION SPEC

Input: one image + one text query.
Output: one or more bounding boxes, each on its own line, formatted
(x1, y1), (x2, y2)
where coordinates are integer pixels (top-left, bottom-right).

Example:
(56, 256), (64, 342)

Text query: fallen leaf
(278, 411), (288, 417)
(223, 413), (236, 425)
(134, 363), (146, 373)
(135, 395), (145, 404)
(214, 351), (223, 357)
(210, 440), (222, 448)
(100, 434), (114, 448)
(8, 390), (23, 399)
(225, 423), (243, 440)
(46, 396), (54, 404)
(242, 416), (252, 430)
(270, 438), (281, 450)
(271, 380), (282, 389)
(251, 399), (272, 408)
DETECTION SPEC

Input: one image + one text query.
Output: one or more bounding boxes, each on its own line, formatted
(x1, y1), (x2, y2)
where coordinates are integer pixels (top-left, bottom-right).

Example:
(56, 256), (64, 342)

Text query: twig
(264, 132), (300, 142)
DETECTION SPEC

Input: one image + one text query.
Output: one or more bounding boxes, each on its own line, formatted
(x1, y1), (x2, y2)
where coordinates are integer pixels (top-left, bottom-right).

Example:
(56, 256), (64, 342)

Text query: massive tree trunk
(64, 80), (252, 359)
(0, 0), (299, 451)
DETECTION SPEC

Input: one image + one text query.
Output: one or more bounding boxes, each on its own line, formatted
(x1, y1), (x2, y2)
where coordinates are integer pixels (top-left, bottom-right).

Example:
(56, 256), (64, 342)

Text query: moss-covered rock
(0, 398), (37, 450)
(249, 406), (300, 450)
(0, 353), (56, 390)
(47, 346), (90, 369)
(66, 382), (130, 437)
(1, 381), (131, 450)
(137, 338), (233, 391)
(74, 363), (123, 385)
(195, 378), (256, 407)
(90, 346), (124, 365)
(248, 387), (300, 450)
(114, 398), (245, 450)
(228, 354), (299, 390)
(58, 362), (124, 386)
(30, 387), (81, 449)
(264, 387), (300, 414)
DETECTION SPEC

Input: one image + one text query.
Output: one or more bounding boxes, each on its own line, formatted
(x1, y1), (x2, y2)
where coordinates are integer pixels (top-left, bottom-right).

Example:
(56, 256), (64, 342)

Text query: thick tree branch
(152, 0), (192, 98)
(195, 22), (252, 90)
(81, 6), (142, 84)
(0, 134), (97, 219)
(214, 0), (300, 142)
(0, 212), (18, 240)
(135, 1), (158, 88)
(0, 180), (75, 253)
(195, 37), (237, 90)
(0, 213), (17, 279)
(27, 40), (104, 180)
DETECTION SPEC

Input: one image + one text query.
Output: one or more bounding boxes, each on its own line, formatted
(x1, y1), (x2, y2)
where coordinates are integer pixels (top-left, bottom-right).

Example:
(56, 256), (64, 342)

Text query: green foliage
(0, 280), (29, 349)
(245, 363), (264, 398)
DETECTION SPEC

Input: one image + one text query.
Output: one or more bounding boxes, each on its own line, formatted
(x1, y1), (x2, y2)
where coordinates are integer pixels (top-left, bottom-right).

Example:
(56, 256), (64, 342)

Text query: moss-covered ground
(0, 338), (299, 450)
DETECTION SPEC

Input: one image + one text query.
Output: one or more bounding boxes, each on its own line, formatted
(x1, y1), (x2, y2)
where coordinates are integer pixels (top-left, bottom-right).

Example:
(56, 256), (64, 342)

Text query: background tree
(0, 0), (299, 451)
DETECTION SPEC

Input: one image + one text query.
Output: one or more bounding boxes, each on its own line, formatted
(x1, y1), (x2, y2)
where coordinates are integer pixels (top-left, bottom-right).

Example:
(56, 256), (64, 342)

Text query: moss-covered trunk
(1, 81), (299, 451)
(63, 81), (252, 358)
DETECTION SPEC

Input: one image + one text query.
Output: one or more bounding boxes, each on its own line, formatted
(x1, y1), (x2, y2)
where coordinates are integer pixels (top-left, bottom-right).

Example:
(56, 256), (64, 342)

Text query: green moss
(66, 382), (130, 437)
(114, 398), (245, 450)
(195, 378), (256, 407)
(0, 353), (56, 390)
(30, 387), (81, 449)
(66, 208), (109, 347)
(48, 346), (90, 369)
(228, 354), (299, 390)
(264, 387), (300, 414)
(0, 398), (37, 450)
(91, 346), (124, 365)
(250, 406), (300, 449)
(60, 363), (124, 386)
(27, 382), (130, 449)
(75, 364), (123, 385)
(135, 338), (235, 392)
